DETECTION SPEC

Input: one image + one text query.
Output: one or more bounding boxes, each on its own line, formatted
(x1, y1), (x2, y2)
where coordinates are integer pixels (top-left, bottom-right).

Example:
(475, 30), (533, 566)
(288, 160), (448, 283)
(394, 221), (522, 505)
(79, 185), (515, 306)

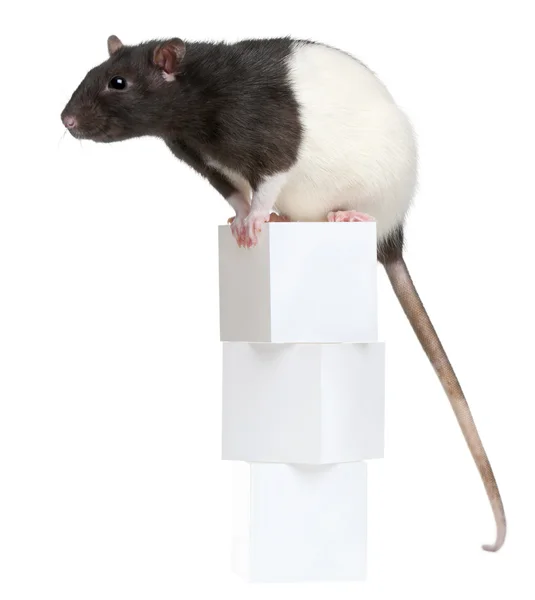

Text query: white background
(1, 1), (534, 598)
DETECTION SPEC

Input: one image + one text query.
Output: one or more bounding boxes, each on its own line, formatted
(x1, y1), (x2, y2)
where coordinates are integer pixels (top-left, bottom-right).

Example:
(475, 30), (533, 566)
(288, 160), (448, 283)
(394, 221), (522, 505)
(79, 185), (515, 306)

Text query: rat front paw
(230, 215), (248, 247)
(229, 212), (277, 247)
(242, 212), (270, 248)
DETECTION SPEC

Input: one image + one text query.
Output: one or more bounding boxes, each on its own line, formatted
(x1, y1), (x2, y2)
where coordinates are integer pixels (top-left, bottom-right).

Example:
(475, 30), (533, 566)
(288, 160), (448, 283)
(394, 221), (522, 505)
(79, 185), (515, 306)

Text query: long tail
(383, 255), (506, 552)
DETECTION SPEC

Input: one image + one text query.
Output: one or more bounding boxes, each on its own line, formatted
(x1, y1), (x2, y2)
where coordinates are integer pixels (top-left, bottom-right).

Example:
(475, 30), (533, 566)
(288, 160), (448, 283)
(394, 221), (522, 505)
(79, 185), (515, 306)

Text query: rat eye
(108, 76), (127, 90)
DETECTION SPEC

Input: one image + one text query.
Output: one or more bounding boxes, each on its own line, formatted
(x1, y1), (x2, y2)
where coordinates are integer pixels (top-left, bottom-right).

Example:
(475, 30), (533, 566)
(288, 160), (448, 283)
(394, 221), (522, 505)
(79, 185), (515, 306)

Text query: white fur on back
(276, 42), (418, 241)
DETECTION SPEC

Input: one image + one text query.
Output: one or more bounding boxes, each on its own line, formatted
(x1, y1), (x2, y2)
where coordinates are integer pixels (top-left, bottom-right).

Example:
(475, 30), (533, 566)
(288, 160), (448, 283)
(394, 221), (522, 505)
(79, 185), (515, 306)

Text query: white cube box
(222, 342), (384, 464)
(232, 462), (367, 582)
(218, 222), (378, 343)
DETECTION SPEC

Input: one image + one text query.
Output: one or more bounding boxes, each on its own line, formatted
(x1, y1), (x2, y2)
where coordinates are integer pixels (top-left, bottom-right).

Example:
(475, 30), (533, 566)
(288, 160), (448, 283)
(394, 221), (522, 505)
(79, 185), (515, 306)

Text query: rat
(61, 35), (506, 552)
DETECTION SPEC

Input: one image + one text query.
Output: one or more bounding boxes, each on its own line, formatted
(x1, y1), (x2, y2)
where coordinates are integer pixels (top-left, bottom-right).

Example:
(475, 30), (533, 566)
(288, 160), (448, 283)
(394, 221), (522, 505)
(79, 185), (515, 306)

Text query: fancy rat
(61, 35), (506, 552)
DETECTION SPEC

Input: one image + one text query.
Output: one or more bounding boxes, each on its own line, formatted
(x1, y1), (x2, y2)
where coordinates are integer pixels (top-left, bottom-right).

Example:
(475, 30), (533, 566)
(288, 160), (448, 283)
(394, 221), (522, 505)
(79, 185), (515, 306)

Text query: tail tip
(482, 537), (505, 553)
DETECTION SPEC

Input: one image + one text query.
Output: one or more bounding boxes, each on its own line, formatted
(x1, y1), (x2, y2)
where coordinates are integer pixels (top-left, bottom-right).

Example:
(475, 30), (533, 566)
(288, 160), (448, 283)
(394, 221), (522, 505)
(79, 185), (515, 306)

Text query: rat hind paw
(327, 210), (375, 222)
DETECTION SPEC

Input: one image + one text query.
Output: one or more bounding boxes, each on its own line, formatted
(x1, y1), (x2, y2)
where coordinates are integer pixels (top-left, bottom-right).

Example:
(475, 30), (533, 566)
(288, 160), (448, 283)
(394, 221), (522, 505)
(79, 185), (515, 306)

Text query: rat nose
(62, 115), (77, 129)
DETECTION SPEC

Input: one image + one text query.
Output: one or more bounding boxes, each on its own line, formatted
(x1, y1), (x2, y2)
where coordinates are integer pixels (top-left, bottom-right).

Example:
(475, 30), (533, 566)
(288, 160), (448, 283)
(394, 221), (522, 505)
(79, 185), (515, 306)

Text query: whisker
(57, 130), (67, 150)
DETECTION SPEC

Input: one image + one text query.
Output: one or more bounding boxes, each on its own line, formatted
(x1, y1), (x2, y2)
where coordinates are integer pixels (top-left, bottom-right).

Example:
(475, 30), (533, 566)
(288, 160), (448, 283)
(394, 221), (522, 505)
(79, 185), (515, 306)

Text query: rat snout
(61, 109), (85, 139)
(62, 114), (77, 129)
(60, 104), (114, 143)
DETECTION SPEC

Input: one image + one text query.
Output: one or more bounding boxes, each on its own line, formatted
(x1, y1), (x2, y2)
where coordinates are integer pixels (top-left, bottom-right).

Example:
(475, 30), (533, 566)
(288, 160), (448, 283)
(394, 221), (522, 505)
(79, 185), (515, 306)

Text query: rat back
(274, 41), (417, 241)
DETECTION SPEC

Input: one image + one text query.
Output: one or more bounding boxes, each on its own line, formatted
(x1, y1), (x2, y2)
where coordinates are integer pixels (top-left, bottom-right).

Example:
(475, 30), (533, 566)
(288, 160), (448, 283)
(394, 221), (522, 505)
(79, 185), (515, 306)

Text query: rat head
(60, 36), (186, 142)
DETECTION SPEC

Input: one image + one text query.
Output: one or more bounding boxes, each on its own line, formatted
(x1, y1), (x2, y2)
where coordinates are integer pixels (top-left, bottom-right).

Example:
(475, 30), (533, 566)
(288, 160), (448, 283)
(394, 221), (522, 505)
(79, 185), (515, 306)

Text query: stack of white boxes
(218, 222), (385, 583)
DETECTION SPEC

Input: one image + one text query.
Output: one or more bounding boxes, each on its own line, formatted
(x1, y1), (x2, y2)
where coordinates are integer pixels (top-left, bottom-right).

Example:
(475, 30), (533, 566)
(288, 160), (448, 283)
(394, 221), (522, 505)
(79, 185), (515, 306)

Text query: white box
(222, 342), (384, 464)
(232, 462), (367, 582)
(218, 223), (377, 342)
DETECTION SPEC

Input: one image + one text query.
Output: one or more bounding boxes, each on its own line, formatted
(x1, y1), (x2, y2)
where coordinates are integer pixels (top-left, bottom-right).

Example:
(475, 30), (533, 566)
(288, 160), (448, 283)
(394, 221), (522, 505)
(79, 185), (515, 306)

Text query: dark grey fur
(378, 224), (404, 264)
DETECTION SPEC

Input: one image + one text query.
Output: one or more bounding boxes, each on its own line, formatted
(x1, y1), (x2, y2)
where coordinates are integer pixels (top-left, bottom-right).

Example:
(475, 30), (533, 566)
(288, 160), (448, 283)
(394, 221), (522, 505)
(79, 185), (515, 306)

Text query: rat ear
(107, 35), (123, 56)
(153, 38), (186, 78)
